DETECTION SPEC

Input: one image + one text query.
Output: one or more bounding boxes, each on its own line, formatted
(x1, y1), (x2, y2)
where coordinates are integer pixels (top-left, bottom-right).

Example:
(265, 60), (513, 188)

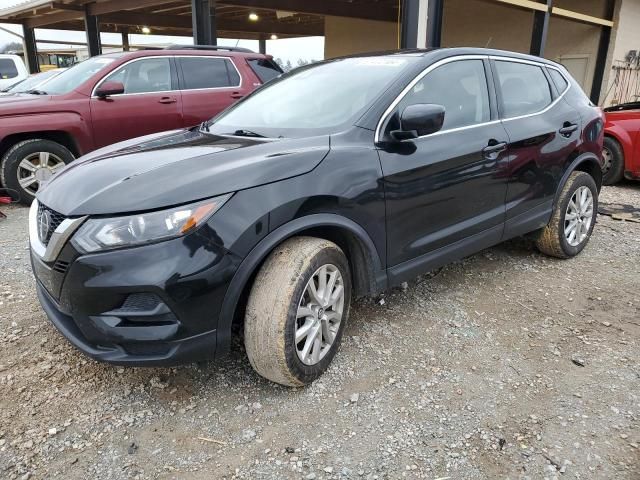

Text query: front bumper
(31, 226), (242, 366)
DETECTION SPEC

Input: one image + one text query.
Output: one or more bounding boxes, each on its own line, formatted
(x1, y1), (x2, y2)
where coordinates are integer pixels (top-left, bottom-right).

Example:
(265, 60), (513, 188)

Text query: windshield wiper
(230, 129), (266, 138)
(25, 89), (47, 95)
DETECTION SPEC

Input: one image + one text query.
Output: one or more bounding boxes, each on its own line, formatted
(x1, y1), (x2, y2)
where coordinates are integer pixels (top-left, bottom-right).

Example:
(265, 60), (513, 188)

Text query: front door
(378, 58), (510, 283)
(90, 57), (183, 149)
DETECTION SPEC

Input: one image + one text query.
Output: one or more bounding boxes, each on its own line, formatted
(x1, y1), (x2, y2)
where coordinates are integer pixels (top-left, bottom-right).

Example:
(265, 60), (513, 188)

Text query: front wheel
(244, 237), (351, 387)
(536, 171), (598, 258)
(0, 139), (74, 205)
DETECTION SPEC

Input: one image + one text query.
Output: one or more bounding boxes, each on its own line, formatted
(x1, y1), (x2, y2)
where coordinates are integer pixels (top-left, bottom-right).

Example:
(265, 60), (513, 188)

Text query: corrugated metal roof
(0, 0), (54, 17)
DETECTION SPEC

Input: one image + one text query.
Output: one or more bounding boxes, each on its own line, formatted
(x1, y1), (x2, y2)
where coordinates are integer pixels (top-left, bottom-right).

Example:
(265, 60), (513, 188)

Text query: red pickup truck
(0, 45), (282, 203)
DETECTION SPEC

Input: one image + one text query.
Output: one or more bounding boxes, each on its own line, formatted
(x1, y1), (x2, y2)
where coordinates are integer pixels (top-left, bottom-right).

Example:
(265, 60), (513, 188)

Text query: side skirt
(387, 224), (503, 287)
(503, 200), (553, 241)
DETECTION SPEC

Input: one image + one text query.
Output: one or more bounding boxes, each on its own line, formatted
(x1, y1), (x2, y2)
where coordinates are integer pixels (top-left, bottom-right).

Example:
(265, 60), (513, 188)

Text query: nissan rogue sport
(29, 48), (604, 387)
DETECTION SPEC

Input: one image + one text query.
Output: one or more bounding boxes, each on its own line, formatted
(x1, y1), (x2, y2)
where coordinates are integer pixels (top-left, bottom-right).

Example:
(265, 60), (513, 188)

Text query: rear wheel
(602, 137), (624, 185)
(536, 171), (598, 259)
(0, 139), (74, 205)
(244, 237), (351, 387)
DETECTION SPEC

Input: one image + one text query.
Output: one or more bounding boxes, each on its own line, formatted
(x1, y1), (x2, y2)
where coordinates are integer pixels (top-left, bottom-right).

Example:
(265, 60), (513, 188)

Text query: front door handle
(230, 92), (244, 99)
(159, 97), (177, 104)
(559, 122), (578, 136)
(482, 140), (507, 159)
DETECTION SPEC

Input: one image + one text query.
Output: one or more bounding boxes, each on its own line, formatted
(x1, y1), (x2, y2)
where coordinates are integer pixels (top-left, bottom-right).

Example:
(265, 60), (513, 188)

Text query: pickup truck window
(43, 55), (121, 95)
(179, 57), (240, 90)
(102, 58), (172, 94)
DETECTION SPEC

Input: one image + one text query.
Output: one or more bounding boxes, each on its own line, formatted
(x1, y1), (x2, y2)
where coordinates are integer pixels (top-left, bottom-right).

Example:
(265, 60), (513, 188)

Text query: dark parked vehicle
(29, 48), (604, 386)
(0, 46), (282, 204)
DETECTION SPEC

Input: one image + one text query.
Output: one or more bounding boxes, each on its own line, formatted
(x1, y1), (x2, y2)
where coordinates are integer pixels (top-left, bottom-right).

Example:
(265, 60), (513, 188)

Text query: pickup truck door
(90, 57), (183, 148)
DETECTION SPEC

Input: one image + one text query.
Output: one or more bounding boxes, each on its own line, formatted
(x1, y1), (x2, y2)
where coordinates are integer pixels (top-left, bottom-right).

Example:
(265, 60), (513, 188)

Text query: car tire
(536, 171), (598, 259)
(244, 237), (352, 387)
(0, 139), (74, 205)
(602, 137), (624, 186)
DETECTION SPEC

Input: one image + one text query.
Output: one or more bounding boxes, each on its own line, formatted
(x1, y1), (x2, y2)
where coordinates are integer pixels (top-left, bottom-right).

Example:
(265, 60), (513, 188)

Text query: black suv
(29, 48), (604, 386)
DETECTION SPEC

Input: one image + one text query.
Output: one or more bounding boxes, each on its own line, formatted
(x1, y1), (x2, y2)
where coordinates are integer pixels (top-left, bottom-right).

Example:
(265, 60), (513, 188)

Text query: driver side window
(101, 58), (172, 95)
(397, 59), (490, 132)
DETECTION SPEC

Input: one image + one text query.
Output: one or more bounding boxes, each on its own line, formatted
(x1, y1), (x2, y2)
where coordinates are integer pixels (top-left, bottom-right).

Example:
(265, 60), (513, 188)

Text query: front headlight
(73, 194), (231, 253)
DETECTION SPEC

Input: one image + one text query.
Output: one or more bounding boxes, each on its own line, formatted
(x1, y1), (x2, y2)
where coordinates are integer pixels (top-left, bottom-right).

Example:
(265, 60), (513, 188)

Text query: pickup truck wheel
(0, 139), (74, 205)
(536, 171), (598, 259)
(244, 237), (351, 387)
(602, 137), (624, 185)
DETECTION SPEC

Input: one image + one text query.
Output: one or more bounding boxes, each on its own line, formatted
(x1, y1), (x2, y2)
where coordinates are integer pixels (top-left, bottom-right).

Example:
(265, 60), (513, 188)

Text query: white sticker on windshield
(355, 58), (407, 67)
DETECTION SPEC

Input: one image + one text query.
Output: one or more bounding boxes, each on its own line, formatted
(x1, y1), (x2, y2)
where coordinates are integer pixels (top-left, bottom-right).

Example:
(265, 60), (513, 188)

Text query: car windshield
(41, 54), (123, 95)
(208, 56), (415, 138)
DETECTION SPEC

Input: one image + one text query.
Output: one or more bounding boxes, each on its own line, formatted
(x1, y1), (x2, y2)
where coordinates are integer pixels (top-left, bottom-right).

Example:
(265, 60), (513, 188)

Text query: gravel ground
(0, 184), (639, 480)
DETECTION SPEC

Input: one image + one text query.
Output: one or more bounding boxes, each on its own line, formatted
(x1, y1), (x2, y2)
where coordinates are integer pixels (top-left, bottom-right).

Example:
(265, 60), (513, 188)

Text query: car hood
(0, 92), (51, 105)
(38, 128), (330, 216)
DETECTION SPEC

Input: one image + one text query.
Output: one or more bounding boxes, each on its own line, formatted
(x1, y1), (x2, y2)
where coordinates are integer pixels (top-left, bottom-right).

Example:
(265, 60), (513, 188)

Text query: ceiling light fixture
(248, 12), (259, 21)
(141, 26), (151, 34)
(270, 34), (278, 40)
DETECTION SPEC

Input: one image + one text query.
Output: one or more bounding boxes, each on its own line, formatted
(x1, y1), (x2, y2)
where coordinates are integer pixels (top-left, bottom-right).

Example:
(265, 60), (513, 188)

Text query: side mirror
(95, 81), (125, 99)
(392, 103), (445, 140)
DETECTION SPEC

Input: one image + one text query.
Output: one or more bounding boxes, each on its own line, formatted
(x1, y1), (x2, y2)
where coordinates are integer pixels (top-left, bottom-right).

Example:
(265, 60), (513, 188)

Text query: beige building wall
(601, 0), (640, 105)
(324, 16), (397, 59)
(441, 0), (604, 99)
(544, 18), (600, 93)
(321, 0), (613, 103)
(441, 0), (534, 53)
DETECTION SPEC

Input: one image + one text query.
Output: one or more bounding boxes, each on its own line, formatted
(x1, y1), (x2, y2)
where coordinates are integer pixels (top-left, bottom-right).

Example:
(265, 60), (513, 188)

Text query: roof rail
(164, 44), (255, 53)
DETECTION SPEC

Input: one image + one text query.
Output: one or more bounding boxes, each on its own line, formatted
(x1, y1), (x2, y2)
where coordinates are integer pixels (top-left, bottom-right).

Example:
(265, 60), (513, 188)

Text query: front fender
(215, 213), (386, 359)
(0, 112), (92, 154)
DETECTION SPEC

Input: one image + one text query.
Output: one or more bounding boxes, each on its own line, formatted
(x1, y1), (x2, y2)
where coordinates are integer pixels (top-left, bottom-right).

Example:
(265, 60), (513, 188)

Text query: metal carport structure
(0, 0), (618, 103)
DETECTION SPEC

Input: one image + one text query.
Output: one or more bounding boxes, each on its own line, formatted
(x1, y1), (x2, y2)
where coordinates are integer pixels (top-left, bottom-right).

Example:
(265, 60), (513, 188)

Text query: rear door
(90, 56), (182, 148)
(492, 58), (582, 237)
(177, 56), (251, 127)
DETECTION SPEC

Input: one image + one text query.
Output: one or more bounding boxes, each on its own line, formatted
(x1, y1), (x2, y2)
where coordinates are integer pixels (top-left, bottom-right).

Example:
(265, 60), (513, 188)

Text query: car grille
(37, 203), (67, 246)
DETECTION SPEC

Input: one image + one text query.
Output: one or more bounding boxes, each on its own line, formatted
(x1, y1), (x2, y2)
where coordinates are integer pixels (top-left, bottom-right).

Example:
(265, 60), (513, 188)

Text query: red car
(0, 45), (282, 203)
(603, 102), (640, 185)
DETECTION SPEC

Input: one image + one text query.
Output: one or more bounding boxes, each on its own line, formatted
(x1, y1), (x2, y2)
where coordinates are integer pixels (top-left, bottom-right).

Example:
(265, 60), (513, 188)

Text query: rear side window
(179, 57), (240, 89)
(495, 61), (552, 118)
(247, 59), (282, 83)
(548, 68), (569, 93)
(0, 59), (19, 79)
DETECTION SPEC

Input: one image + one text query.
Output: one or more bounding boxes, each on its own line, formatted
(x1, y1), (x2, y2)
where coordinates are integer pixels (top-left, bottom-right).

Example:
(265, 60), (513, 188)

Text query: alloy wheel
(295, 264), (345, 366)
(18, 151), (65, 195)
(564, 186), (594, 247)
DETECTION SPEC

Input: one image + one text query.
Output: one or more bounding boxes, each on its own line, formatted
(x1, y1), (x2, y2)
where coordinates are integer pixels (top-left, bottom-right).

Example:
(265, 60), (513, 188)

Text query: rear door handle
(159, 97), (177, 104)
(230, 92), (244, 99)
(559, 122), (578, 136)
(482, 140), (507, 159)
